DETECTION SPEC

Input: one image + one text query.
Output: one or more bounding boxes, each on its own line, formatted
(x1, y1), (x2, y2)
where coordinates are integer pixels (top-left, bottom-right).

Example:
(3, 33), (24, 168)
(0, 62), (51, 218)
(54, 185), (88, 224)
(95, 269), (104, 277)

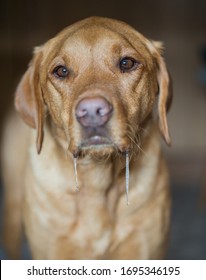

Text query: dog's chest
(26, 145), (114, 258)
(57, 199), (113, 259)
(27, 188), (114, 259)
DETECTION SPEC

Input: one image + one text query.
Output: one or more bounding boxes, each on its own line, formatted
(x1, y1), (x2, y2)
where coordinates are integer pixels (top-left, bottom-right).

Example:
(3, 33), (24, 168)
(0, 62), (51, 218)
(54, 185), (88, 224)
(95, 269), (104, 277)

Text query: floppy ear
(15, 49), (44, 153)
(151, 41), (173, 146)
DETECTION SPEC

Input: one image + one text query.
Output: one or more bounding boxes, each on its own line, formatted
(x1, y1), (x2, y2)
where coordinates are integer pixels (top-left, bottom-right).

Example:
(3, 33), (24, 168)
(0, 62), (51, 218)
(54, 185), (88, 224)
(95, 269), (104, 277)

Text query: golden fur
(1, 17), (172, 259)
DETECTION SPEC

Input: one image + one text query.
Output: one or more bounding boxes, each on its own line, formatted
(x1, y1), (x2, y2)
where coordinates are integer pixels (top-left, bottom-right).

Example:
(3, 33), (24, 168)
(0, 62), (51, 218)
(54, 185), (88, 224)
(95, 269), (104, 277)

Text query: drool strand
(125, 151), (130, 205)
(73, 156), (79, 191)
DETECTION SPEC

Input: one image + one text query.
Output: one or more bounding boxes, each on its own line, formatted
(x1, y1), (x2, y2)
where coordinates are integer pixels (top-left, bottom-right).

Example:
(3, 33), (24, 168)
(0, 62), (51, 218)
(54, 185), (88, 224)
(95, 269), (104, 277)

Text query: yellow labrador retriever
(1, 17), (172, 259)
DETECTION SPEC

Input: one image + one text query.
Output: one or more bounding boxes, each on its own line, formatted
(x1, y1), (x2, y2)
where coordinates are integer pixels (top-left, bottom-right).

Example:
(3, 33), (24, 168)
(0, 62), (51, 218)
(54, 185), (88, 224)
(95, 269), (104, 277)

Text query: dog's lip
(81, 135), (113, 147)
(72, 136), (130, 157)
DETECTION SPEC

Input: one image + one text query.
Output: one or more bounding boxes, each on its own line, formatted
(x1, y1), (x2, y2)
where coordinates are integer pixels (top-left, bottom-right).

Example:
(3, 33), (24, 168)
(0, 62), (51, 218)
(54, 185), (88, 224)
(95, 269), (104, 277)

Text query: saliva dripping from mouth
(73, 156), (79, 191)
(72, 151), (130, 204)
(125, 151), (130, 205)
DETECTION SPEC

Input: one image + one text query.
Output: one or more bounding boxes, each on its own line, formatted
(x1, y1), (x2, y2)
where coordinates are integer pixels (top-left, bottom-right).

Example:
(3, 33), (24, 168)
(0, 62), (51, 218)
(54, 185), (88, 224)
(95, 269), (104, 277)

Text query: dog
(1, 16), (172, 259)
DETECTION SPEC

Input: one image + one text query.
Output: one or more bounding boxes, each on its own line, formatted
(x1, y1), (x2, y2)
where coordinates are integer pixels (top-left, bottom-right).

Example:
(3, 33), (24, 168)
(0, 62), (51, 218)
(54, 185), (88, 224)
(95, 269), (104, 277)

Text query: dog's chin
(73, 136), (118, 159)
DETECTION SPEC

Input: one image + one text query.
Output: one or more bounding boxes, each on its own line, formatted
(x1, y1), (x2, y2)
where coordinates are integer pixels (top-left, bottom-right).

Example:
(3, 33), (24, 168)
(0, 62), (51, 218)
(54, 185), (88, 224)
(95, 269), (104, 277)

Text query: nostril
(97, 107), (105, 117)
(77, 108), (88, 118)
(97, 108), (101, 116)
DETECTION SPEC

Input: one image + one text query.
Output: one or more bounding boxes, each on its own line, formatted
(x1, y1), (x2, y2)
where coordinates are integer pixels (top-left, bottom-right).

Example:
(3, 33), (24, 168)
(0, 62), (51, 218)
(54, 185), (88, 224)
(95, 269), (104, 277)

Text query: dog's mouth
(71, 123), (132, 159)
(81, 135), (114, 148)
(72, 126), (117, 156)
(73, 135), (117, 158)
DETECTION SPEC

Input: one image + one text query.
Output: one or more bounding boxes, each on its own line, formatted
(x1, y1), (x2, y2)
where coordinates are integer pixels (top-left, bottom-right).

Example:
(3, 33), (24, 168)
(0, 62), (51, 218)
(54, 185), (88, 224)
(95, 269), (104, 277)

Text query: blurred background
(0, 0), (206, 259)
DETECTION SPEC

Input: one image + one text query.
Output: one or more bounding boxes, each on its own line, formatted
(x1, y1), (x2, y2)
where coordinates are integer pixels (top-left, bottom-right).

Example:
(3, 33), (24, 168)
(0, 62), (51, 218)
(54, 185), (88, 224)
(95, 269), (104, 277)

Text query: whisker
(136, 143), (148, 158)
(127, 134), (148, 159)
(138, 125), (149, 135)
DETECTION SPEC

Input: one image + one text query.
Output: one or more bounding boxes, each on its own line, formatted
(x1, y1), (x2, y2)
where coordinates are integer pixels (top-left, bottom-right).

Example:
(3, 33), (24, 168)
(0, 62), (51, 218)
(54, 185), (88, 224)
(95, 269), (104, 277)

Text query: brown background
(0, 0), (206, 259)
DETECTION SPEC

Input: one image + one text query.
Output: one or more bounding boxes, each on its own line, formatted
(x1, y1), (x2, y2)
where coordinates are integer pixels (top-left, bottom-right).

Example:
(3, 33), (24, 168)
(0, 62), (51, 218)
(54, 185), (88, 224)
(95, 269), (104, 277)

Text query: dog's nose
(76, 97), (113, 127)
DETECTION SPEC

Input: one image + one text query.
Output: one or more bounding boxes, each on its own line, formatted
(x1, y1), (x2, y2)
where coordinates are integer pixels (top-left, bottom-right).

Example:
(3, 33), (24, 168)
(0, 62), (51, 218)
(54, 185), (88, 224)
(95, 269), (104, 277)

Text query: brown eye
(119, 57), (138, 72)
(53, 65), (69, 79)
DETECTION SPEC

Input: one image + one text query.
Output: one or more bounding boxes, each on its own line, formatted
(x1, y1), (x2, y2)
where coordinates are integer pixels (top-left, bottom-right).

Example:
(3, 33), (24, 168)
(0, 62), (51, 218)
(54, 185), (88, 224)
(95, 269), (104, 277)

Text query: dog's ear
(150, 41), (172, 146)
(15, 48), (44, 153)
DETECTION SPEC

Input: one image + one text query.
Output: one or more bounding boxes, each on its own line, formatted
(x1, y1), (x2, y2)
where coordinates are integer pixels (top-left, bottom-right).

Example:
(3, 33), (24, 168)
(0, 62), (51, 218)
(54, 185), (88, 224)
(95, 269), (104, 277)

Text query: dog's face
(15, 17), (172, 157)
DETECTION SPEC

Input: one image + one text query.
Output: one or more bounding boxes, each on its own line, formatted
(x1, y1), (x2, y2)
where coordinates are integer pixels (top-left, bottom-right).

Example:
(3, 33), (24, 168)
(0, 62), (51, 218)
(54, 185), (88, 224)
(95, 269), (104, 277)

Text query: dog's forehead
(56, 17), (149, 52)
(59, 31), (152, 70)
(41, 17), (156, 69)
(67, 26), (122, 45)
(60, 26), (133, 56)
(59, 17), (145, 42)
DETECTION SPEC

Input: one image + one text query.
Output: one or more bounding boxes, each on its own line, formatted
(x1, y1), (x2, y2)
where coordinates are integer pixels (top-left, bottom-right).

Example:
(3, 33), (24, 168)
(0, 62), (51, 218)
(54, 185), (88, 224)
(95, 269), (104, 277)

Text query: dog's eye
(53, 65), (69, 79)
(119, 57), (138, 72)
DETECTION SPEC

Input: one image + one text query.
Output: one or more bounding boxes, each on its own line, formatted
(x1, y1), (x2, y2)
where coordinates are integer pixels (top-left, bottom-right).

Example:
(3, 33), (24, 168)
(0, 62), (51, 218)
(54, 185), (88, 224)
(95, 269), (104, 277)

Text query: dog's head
(15, 17), (172, 157)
